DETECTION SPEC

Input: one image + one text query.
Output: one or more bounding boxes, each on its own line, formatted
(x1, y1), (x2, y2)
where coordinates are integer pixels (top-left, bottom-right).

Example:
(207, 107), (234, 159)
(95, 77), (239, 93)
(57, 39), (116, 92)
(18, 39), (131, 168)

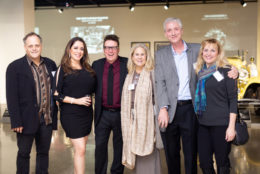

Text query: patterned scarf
(121, 69), (155, 169)
(194, 64), (217, 115)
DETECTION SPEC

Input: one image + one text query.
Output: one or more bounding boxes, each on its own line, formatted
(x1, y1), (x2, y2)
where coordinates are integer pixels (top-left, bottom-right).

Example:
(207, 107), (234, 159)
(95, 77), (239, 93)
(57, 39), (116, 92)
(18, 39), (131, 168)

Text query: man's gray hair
(163, 17), (183, 31)
(23, 32), (42, 44)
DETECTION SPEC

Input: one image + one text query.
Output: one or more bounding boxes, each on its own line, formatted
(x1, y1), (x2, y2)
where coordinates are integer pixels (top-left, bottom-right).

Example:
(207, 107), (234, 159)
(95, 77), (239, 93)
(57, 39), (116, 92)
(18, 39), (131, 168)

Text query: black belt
(177, 100), (192, 106)
(103, 107), (121, 112)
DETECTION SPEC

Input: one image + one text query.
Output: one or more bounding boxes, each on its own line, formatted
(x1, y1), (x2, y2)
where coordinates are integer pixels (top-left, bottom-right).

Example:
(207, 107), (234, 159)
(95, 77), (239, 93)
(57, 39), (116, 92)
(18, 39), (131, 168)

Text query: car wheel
(245, 88), (255, 99)
(257, 87), (260, 100)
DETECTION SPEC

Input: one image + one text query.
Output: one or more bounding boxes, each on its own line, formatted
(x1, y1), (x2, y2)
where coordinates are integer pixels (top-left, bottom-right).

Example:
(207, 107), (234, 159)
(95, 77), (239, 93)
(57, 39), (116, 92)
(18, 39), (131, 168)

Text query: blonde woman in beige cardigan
(121, 44), (162, 174)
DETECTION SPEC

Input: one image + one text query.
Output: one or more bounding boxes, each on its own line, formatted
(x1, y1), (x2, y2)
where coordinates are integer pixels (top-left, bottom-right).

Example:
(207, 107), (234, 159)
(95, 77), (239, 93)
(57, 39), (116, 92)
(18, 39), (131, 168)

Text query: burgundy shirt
(102, 59), (121, 108)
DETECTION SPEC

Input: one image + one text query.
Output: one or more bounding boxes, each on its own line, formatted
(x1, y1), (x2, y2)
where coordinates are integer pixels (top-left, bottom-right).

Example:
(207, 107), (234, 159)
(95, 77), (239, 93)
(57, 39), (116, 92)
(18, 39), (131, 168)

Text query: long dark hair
(60, 37), (95, 76)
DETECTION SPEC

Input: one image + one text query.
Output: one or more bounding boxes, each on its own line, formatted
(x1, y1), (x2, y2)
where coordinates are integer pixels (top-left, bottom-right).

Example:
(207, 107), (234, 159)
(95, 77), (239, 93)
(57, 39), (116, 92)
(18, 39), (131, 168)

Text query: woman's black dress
(56, 67), (96, 139)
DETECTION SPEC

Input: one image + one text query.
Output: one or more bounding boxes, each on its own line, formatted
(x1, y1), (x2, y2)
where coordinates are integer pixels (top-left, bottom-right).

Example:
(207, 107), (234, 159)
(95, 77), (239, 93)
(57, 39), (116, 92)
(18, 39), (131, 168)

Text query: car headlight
(239, 68), (249, 80)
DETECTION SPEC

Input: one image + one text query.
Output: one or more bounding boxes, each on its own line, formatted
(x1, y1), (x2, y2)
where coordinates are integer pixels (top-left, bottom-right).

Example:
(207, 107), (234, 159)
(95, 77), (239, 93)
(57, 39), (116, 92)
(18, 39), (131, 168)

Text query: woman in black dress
(54, 37), (96, 174)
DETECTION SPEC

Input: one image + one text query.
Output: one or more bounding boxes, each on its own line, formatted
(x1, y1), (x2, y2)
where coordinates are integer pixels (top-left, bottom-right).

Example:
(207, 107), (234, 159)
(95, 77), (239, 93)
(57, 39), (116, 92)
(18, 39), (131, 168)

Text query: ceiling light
(129, 4), (135, 12)
(240, 0), (247, 7)
(65, 1), (74, 8)
(164, 2), (169, 10)
(201, 14), (229, 20)
(58, 8), (63, 13)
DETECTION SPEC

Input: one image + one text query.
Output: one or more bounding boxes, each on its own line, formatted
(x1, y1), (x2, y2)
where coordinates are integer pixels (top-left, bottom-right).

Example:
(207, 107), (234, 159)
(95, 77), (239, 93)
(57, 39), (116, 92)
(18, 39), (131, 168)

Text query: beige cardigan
(121, 69), (155, 169)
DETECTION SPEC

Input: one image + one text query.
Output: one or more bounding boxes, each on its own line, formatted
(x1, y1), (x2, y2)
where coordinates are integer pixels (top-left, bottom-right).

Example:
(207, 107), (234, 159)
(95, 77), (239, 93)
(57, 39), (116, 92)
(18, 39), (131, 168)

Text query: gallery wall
(0, 2), (257, 109)
(35, 2), (257, 65)
(0, 0), (34, 108)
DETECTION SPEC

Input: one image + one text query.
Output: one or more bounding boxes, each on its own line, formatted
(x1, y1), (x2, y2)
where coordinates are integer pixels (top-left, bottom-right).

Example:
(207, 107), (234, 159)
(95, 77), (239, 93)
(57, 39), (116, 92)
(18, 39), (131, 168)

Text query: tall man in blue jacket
(6, 32), (57, 174)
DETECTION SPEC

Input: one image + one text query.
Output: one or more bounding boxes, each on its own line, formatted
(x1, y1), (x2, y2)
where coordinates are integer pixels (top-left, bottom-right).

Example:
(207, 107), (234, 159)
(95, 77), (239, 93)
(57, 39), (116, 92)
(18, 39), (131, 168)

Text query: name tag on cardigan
(213, 71), (224, 82)
(51, 71), (56, 77)
(153, 105), (158, 116)
(193, 62), (197, 70)
(128, 84), (135, 90)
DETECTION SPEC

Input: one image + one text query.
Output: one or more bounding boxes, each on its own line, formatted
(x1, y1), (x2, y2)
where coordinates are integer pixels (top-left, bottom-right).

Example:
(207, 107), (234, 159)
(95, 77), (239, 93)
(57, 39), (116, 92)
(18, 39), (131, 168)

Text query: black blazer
(92, 56), (128, 127)
(6, 56), (58, 134)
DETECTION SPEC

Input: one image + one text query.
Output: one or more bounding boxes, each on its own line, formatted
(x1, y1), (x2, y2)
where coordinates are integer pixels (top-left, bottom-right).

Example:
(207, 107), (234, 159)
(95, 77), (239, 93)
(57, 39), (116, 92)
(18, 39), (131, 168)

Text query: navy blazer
(92, 56), (128, 127)
(6, 56), (58, 134)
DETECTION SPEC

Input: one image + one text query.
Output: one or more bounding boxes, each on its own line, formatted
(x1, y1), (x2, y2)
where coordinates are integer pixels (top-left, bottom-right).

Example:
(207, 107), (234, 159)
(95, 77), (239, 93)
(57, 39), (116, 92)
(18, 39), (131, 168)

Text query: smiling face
(202, 43), (219, 67)
(132, 47), (147, 71)
(24, 35), (42, 60)
(164, 21), (183, 44)
(69, 40), (84, 63)
(104, 40), (119, 64)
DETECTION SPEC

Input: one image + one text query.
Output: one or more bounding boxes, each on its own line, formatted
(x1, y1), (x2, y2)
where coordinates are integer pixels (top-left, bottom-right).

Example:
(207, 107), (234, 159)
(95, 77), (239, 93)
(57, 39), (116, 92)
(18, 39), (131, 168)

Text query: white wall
(0, 0), (34, 113)
(35, 2), (257, 65)
(0, 1), (258, 109)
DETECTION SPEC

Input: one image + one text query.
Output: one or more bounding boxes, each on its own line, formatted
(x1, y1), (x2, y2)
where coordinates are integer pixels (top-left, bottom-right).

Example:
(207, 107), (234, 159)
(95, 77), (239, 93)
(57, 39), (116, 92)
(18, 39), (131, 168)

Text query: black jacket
(92, 56), (128, 127)
(6, 56), (58, 134)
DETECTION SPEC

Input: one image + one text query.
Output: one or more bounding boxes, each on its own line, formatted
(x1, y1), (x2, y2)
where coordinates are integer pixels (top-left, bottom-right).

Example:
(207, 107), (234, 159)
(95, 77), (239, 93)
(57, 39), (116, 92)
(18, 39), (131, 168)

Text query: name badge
(213, 71), (224, 82)
(128, 84), (135, 90)
(193, 62), (197, 70)
(51, 71), (56, 77)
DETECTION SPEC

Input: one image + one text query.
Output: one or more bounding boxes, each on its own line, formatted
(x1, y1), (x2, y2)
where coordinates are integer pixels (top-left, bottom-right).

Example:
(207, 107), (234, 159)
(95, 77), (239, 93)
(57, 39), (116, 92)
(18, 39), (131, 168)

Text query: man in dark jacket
(92, 34), (128, 174)
(6, 32), (57, 174)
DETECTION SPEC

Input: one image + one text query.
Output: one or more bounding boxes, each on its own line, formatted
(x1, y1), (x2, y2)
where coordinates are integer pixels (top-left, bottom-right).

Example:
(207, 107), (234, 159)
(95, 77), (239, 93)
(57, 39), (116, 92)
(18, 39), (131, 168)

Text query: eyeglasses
(104, 46), (118, 51)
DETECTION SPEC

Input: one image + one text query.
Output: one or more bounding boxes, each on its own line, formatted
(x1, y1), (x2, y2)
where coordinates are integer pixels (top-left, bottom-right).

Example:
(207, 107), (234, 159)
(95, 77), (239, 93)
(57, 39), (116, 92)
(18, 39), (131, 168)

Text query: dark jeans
(95, 110), (124, 174)
(198, 124), (231, 171)
(161, 103), (198, 174)
(16, 122), (52, 174)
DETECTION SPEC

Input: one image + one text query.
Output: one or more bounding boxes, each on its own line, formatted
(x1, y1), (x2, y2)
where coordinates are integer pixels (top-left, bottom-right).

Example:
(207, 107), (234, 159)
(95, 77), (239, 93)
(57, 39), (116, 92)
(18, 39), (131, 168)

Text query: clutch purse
(232, 110), (249, 146)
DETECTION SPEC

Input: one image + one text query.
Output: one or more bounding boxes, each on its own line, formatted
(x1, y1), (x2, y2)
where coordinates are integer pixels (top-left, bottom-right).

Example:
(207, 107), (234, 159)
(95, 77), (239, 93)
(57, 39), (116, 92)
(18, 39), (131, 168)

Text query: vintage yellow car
(227, 56), (260, 100)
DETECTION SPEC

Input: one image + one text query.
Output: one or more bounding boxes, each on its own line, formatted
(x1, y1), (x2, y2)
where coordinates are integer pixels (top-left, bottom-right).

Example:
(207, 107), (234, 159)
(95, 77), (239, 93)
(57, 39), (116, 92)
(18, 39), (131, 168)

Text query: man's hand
(158, 107), (169, 128)
(12, 127), (23, 133)
(228, 66), (239, 79)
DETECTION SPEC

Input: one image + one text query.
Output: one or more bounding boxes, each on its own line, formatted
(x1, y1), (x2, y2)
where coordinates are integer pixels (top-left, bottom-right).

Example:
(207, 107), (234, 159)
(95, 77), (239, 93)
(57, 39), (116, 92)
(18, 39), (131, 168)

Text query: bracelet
(70, 98), (74, 104)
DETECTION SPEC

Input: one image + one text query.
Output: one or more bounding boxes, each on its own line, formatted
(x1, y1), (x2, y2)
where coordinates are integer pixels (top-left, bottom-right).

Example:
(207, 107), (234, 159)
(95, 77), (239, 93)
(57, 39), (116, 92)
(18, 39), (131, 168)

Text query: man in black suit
(6, 32), (57, 174)
(92, 34), (128, 174)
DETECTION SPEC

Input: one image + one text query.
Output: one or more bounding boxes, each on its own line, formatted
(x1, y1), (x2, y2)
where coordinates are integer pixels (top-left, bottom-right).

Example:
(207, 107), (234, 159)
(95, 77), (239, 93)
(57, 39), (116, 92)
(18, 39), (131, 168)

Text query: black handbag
(232, 109), (249, 146)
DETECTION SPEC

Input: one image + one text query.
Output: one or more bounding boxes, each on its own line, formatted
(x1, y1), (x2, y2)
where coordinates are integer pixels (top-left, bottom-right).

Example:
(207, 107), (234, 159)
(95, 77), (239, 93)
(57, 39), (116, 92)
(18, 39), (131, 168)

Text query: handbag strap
(236, 108), (242, 122)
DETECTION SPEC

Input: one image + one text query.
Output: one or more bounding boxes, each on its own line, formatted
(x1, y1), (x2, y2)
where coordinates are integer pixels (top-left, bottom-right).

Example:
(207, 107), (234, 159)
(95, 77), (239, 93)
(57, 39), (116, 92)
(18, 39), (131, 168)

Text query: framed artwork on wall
(154, 41), (170, 55)
(131, 41), (151, 49)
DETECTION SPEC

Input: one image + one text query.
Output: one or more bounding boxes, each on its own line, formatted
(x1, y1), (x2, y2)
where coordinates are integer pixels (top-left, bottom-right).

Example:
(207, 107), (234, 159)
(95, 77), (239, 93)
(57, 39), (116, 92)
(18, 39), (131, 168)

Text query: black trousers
(95, 110), (124, 174)
(198, 124), (231, 171)
(16, 122), (52, 174)
(161, 103), (198, 174)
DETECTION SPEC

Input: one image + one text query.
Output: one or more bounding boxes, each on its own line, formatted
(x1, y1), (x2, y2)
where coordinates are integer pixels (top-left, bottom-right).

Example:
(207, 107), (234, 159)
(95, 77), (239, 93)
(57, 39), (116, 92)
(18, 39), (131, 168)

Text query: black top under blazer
(92, 56), (128, 128)
(198, 68), (238, 126)
(6, 56), (58, 134)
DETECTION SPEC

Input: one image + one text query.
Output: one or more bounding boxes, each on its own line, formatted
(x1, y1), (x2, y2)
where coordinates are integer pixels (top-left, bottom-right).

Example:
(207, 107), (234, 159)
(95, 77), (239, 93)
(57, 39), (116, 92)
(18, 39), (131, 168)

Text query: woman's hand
(74, 96), (92, 106)
(225, 126), (236, 142)
(226, 113), (237, 142)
